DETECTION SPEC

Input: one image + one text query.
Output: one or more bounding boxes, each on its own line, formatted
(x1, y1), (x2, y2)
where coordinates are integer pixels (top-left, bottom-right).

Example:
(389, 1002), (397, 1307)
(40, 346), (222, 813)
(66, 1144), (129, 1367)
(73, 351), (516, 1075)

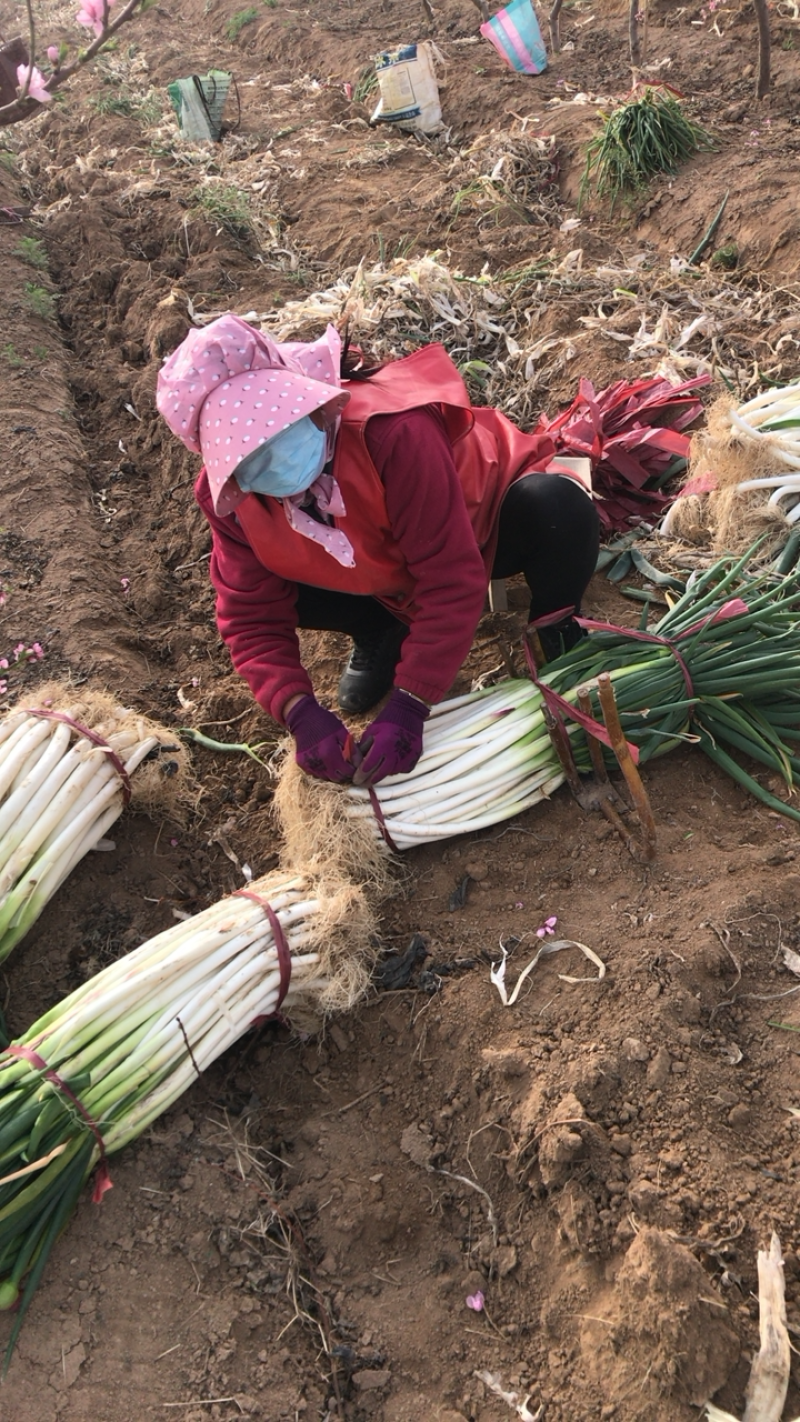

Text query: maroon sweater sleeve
(195, 471), (313, 723)
(365, 408), (487, 705)
(195, 405), (489, 721)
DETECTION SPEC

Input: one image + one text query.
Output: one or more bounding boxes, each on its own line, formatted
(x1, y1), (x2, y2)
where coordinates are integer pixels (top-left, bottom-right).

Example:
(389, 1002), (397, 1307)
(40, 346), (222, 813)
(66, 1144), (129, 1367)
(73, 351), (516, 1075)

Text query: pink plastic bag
(480, 0), (547, 75)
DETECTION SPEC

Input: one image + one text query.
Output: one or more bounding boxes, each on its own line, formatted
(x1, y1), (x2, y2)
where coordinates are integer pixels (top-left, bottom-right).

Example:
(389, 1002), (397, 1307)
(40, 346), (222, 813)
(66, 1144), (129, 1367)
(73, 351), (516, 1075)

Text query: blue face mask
(234, 415), (327, 498)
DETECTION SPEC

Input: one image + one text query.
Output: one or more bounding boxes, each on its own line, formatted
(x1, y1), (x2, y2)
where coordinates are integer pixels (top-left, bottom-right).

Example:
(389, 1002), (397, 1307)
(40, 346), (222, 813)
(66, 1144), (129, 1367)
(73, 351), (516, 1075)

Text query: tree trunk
(550, 0), (564, 52)
(629, 0), (641, 66)
(752, 0), (771, 98)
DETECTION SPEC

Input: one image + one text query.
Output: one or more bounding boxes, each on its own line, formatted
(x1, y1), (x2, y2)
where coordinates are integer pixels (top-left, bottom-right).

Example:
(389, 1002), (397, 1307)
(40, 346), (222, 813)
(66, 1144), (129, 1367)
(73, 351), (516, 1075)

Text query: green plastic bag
(167, 70), (231, 141)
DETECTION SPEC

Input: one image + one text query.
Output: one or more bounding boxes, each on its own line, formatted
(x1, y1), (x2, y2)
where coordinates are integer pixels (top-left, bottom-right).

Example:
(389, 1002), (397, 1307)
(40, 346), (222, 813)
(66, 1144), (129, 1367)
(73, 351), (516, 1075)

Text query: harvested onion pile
(580, 86), (713, 210)
(0, 693), (185, 964)
(345, 549), (800, 847)
(0, 869), (370, 1361)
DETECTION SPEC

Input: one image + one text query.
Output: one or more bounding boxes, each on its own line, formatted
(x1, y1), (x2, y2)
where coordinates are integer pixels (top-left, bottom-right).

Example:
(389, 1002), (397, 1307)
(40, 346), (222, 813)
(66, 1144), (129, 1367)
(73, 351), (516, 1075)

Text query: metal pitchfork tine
(583, 675), (656, 863)
(534, 663), (656, 863)
(525, 626), (657, 861)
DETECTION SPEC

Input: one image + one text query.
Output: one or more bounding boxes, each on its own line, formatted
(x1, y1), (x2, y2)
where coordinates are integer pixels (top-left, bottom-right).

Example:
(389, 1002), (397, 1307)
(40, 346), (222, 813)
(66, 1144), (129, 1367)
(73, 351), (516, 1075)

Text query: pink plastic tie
(2, 1043), (113, 1201)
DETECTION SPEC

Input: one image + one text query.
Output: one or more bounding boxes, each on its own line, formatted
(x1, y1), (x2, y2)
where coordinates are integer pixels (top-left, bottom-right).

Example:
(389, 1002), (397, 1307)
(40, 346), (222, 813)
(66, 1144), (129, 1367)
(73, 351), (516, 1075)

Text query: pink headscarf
(156, 313), (350, 518)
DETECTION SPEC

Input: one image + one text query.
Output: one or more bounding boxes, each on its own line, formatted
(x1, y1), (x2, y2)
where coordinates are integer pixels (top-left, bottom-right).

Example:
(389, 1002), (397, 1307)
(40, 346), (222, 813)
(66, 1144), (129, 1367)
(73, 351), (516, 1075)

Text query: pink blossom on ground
(466, 1291), (485, 1312)
(0, 593), (6, 607)
(536, 915), (558, 939)
(12, 644), (25, 663)
(0, 660), (8, 671)
(29, 643), (44, 661)
(16, 64), (52, 103)
(47, 45), (60, 63)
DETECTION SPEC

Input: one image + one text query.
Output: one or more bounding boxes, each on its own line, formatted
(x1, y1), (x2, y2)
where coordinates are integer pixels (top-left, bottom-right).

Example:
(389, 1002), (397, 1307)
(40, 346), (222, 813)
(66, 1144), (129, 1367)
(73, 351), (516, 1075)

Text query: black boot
(536, 614), (587, 663)
(337, 622), (408, 715)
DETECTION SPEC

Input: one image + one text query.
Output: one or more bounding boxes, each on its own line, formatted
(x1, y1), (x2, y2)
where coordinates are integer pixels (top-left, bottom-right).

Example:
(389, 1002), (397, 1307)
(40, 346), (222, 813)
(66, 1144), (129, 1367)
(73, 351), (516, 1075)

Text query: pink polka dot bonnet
(156, 313), (350, 516)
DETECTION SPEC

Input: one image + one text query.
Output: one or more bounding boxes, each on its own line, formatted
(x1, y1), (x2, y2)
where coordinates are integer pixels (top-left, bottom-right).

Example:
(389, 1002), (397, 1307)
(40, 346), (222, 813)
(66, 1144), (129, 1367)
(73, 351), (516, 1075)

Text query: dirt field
(0, 0), (799, 1417)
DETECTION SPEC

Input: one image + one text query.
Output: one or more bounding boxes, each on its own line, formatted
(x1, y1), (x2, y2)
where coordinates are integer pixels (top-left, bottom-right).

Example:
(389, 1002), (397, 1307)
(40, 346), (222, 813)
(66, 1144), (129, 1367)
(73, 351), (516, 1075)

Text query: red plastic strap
(3, 1043), (113, 1201)
(525, 596), (750, 757)
(368, 786), (400, 853)
(92, 1160), (113, 1202)
(575, 599), (749, 703)
(250, 1010), (291, 1031)
(574, 618), (694, 704)
(530, 604), (574, 629)
(342, 732), (398, 851)
(235, 891), (292, 1011)
(23, 707), (132, 805)
(524, 620), (640, 764)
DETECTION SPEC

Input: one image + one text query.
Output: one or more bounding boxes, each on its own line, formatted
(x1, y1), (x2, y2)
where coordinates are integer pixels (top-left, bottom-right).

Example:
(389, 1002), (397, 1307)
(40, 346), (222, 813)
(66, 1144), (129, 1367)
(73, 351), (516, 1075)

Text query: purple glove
(285, 696), (354, 784)
(353, 689), (429, 786)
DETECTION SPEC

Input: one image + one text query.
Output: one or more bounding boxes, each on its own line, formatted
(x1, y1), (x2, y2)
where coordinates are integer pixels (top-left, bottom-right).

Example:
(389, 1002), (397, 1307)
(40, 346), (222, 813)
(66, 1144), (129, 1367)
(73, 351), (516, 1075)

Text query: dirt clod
(582, 1228), (740, 1413)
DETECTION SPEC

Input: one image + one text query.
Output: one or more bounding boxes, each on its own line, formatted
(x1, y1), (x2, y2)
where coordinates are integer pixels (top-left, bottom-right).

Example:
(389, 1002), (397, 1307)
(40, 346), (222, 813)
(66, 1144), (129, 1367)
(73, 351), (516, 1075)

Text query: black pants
(295, 473), (600, 642)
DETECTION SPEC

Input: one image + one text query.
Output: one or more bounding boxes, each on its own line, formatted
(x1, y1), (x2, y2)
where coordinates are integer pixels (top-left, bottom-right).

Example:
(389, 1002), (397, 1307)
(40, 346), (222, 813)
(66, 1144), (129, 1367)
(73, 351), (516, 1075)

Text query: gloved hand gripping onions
(0, 686), (191, 965)
(0, 869), (373, 1364)
(276, 549), (800, 854)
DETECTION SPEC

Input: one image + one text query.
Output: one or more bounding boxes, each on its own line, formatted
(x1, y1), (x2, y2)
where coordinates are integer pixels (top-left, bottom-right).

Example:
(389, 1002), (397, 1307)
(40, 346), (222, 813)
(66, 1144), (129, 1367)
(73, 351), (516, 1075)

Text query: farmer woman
(156, 314), (599, 787)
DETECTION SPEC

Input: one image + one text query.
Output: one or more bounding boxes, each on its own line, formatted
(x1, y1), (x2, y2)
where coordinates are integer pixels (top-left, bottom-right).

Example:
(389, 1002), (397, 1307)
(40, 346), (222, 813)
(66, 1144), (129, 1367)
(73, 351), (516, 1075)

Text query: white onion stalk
(345, 679), (573, 848)
(0, 703), (177, 965)
(0, 871), (354, 1358)
(732, 385), (800, 493)
(738, 383), (800, 420)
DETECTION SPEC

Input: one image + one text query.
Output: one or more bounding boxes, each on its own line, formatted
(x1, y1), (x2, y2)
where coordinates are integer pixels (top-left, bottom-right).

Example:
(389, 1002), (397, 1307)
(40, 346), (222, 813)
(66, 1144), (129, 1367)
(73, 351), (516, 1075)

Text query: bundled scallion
(580, 86), (713, 211)
(0, 869), (372, 1362)
(0, 689), (188, 964)
(343, 549), (800, 847)
(732, 382), (800, 520)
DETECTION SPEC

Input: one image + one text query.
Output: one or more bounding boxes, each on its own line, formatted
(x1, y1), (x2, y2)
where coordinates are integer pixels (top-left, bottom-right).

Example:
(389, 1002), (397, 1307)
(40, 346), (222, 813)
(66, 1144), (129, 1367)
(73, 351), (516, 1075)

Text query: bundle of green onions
(349, 680), (566, 848)
(346, 549), (800, 848)
(732, 382), (800, 518)
(580, 86), (713, 211)
(0, 869), (370, 1361)
(0, 691), (185, 965)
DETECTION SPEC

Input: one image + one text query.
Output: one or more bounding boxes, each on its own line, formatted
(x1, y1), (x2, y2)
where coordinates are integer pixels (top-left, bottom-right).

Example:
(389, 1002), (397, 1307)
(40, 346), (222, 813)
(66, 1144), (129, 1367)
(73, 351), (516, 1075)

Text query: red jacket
(236, 345), (555, 611)
(197, 347), (557, 721)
